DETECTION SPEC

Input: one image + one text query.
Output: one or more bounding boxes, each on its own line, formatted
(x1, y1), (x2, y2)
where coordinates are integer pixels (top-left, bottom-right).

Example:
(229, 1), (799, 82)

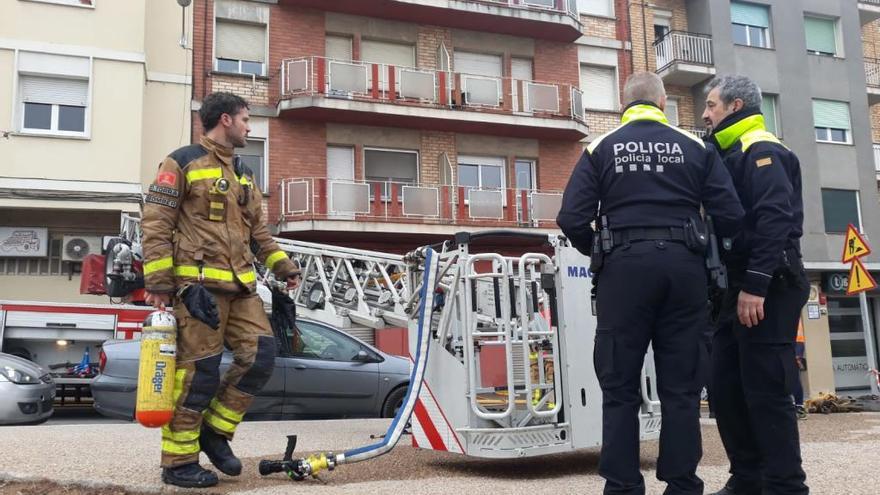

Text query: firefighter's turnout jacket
(142, 136), (298, 294)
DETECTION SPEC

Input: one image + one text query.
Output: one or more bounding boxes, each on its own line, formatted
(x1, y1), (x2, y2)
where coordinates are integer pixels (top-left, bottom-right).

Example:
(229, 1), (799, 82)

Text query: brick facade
(211, 75), (270, 107)
(419, 132), (456, 185)
(417, 26), (452, 70)
(863, 20), (880, 143)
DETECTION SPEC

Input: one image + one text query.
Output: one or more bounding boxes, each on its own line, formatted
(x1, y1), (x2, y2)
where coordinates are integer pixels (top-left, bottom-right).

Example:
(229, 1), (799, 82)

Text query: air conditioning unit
(62, 235), (102, 262)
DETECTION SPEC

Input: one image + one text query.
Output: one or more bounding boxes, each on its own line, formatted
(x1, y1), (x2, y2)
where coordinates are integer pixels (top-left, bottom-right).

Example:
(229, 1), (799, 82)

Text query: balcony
(280, 56), (589, 140)
(860, 0), (880, 26)
(279, 0), (582, 42)
(867, 59), (880, 105)
(277, 177), (563, 236)
(654, 31), (716, 87)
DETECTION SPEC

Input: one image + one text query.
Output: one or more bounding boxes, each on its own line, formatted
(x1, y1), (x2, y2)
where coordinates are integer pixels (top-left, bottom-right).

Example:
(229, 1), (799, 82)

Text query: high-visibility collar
(200, 135), (233, 166)
(709, 112), (784, 152)
(620, 103), (669, 125)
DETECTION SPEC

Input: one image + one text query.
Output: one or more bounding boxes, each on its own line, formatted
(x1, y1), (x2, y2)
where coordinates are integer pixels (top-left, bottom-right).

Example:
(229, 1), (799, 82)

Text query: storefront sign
(0, 227), (48, 257)
(823, 272), (880, 295)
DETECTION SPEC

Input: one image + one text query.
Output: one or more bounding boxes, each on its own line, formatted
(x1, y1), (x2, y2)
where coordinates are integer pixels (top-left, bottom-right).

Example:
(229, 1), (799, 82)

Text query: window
(730, 2), (771, 48)
(822, 189), (860, 233)
(360, 40), (415, 68)
(653, 9), (672, 42)
(804, 16), (839, 57)
(325, 35), (353, 61)
(577, 0), (613, 17)
(238, 139), (266, 192)
(20, 0), (94, 7)
(458, 156), (505, 192)
(0, 235), (65, 276)
(813, 99), (851, 144)
(580, 64), (618, 111)
(364, 149), (419, 201)
(288, 321), (364, 361)
(215, 19), (266, 76)
(761, 95), (778, 135)
(18, 52), (90, 136)
(664, 98), (679, 126)
(515, 160), (536, 191)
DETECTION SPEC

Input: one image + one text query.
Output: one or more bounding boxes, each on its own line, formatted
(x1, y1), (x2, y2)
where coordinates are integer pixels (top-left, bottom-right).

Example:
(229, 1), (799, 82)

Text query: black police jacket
(705, 109), (804, 297)
(557, 102), (744, 257)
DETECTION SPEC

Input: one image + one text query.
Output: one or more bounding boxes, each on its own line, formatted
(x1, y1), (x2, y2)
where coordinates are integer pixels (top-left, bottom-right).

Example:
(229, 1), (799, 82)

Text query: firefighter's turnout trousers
(161, 291), (275, 467)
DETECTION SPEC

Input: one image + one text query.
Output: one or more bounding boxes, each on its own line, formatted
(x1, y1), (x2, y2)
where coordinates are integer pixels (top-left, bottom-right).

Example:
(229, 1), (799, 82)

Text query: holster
(683, 217), (709, 255)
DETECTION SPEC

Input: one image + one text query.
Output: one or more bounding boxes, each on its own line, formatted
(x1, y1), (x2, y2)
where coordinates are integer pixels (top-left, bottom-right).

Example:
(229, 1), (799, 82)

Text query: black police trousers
(711, 270), (810, 495)
(595, 241), (707, 495)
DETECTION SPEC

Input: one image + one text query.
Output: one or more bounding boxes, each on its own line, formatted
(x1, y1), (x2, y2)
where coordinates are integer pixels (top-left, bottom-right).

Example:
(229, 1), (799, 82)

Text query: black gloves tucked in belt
(179, 284), (220, 330)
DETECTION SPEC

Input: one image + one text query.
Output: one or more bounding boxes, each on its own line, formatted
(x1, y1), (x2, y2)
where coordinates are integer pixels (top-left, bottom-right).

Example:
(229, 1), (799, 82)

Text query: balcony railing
(680, 126), (707, 138)
(654, 31), (714, 72)
(866, 58), (880, 88)
(483, 0), (579, 18)
(861, 0), (880, 5)
(279, 177), (563, 228)
(281, 56), (586, 124)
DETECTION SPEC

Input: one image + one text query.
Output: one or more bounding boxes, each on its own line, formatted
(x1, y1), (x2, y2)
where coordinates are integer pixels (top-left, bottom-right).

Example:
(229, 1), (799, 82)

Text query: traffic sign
(841, 224), (871, 263)
(846, 258), (877, 295)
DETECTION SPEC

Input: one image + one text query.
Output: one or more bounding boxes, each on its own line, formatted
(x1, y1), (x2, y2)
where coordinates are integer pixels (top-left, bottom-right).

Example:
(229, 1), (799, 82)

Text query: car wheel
(381, 386), (408, 418)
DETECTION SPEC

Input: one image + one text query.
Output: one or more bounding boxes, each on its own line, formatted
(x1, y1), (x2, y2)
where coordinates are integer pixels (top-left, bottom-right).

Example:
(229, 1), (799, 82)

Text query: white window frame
(577, 0), (614, 18)
(653, 8), (673, 42)
(213, 17), (269, 77)
(579, 63), (619, 112)
(457, 155), (507, 205)
(664, 97), (680, 126)
(14, 52), (93, 139)
(761, 94), (780, 136)
(821, 189), (862, 234)
(804, 15), (843, 58)
(514, 159), (537, 191)
(363, 147), (420, 202)
(815, 127), (850, 145)
(239, 138), (268, 193)
(19, 0), (94, 8)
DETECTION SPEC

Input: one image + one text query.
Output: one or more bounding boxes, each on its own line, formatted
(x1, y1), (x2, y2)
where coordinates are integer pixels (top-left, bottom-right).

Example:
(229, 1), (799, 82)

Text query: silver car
(92, 319), (410, 421)
(0, 352), (55, 425)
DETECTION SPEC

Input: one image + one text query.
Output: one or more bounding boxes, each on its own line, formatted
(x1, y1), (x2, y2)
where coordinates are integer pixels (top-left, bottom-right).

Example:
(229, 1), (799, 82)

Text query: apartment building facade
(0, 0), (193, 302)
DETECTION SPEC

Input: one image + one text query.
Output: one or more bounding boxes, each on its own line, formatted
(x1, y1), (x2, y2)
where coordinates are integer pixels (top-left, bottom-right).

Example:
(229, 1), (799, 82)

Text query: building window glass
(215, 19), (266, 76)
(812, 99), (851, 144)
(730, 2), (771, 48)
(238, 139), (266, 192)
(515, 160), (536, 191)
(458, 156), (505, 193)
(18, 56), (90, 137)
(821, 189), (860, 233)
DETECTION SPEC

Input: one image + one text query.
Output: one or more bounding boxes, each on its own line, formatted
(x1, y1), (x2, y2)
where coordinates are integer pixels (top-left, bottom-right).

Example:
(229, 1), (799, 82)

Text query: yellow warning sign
(842, 224), (871, 263)
(846, 258), (877, 295)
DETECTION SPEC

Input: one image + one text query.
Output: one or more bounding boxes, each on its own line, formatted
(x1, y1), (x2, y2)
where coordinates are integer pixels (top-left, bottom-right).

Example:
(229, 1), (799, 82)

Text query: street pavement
(1, 412), (879, 494)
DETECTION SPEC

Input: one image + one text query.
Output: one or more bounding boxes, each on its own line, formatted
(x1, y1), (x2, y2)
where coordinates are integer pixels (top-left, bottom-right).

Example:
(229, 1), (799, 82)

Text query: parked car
(92, 319), (410, 421)
(0, 352), (55, 425)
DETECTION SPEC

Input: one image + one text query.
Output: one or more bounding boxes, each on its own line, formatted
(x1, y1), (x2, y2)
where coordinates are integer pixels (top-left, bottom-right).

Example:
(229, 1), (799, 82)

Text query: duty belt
(611, 227), (686, 247)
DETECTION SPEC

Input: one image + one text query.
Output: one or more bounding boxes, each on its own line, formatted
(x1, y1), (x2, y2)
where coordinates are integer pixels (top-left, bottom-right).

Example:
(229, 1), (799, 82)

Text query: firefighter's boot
(200, 424), (243, 476)
(161, 462), (219, 488)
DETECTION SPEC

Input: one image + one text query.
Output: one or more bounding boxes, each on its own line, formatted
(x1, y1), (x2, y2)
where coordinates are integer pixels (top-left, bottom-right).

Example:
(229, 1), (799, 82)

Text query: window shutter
(326, 35), (353, 61)
(580, 65), (617, 111)
(665, 98), (679, 126)
(364, 150), (418, 180)
(812, 100), (850, 130)
(577, 0), (613, 17)
(730, 2), (769, 28)
(804, 17), (836, 54)
(453, 51), (503, 77)
(361, 40), (415, 68)
(216, 20), (266, 63)
(20, 76), (88, 106)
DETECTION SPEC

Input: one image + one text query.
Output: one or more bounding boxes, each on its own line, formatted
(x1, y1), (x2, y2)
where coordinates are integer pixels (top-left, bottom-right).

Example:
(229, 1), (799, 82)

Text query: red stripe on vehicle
(413, 399), (446, 451)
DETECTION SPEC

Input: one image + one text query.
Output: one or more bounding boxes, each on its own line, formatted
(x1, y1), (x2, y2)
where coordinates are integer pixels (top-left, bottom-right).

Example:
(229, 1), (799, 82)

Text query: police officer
(702, 75), (809, 495)
(143, 92), (301, 488)
(558, 72), (744, 495)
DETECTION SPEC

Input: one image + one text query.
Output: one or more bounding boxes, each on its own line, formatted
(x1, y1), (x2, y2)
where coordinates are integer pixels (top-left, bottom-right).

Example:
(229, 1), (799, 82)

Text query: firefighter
(702, 75), (809, 495)
(557, 72), (743, 495)
(142, 92), (301, 488)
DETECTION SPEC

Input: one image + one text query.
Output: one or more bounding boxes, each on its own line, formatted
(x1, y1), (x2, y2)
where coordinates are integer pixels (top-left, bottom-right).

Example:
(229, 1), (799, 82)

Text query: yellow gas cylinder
(136, 310), (177, 427)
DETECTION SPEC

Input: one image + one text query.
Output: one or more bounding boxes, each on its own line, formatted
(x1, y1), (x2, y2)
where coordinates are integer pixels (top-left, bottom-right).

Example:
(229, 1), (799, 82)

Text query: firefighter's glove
(181, 284), (220, 330)
(271, 288), (297, 332)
